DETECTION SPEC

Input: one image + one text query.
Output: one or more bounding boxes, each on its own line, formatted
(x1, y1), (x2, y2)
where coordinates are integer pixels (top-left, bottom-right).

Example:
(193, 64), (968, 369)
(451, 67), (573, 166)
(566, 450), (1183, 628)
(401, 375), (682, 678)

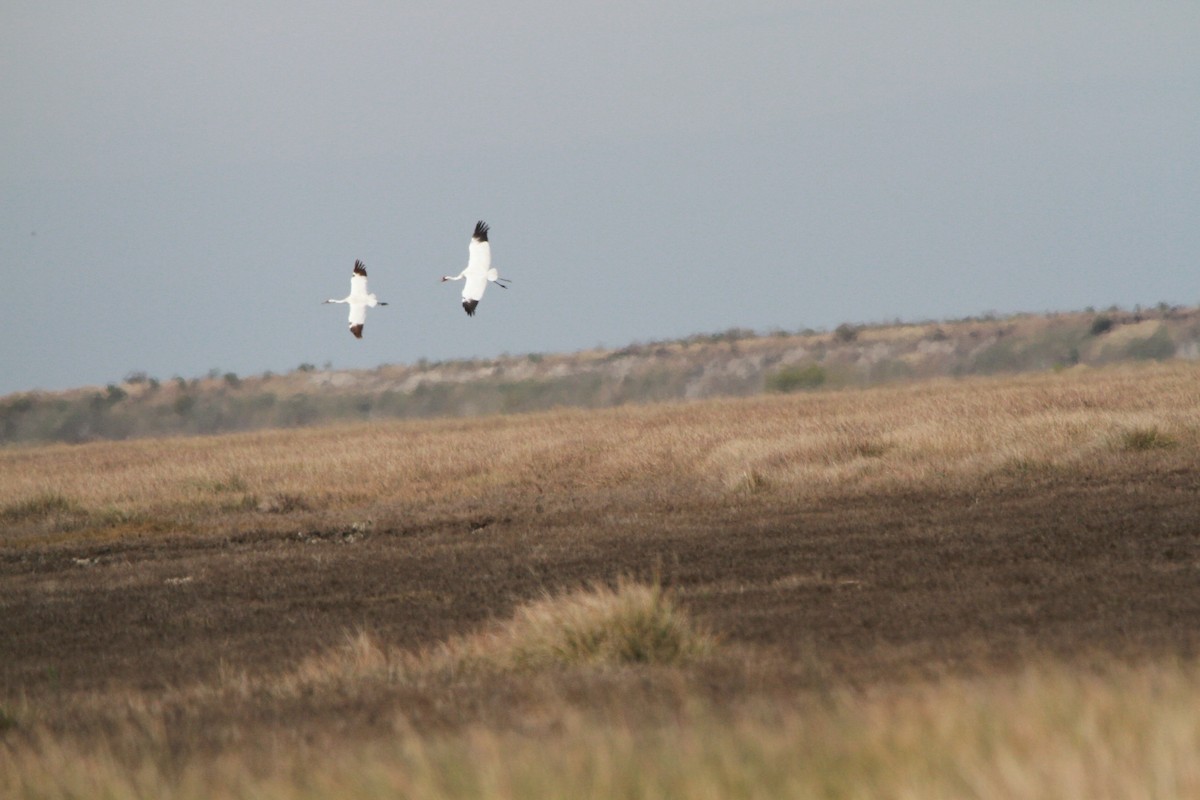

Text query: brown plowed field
(4, 447), (1198, 698)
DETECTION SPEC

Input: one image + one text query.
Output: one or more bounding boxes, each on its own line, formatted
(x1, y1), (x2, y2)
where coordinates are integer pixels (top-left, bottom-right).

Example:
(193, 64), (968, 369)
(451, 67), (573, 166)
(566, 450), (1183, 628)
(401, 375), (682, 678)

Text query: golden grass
(0, 490), (83, 523)
(2, 362), (1197, 547)
(4, 659), (1199, 799)
(285, 578), (715, 693)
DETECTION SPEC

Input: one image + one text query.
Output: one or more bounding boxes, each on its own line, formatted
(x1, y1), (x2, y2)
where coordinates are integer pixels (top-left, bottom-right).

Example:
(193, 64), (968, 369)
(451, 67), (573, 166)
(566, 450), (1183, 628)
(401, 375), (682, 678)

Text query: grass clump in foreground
(295, 578), (716, 692)
(485, 577), (715, 670)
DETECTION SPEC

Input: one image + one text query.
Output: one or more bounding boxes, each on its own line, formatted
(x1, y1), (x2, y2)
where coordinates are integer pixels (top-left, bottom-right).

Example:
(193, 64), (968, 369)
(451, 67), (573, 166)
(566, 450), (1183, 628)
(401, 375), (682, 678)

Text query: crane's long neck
(325, 297), (349, 304)
(442, 271), (466, 282)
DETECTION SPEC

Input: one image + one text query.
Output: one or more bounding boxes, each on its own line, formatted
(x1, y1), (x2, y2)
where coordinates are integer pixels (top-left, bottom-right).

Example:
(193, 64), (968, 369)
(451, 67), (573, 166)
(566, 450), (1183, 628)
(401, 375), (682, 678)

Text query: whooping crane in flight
(324, 260), (387, 339)
(441, 220), (511, 316)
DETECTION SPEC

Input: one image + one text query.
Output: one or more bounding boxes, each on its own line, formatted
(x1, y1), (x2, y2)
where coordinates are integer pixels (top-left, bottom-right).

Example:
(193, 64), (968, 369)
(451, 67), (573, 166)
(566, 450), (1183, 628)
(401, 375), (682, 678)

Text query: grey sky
(3, 2), (1197, 395)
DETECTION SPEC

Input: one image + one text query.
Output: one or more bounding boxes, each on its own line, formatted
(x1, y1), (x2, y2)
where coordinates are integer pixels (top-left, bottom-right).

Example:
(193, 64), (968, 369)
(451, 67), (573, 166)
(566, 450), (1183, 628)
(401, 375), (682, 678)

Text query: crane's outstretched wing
(467, 222), (491, 274)
(348, 302), (367, 337)
(460, 221), (492, 315)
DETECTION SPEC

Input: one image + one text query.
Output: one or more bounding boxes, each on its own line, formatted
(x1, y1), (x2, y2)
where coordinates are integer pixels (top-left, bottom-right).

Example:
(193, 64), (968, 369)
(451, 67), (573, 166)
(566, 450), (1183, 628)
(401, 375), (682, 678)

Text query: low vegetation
(0, 491), (82, 523)
(284, 578), (715, 698)
(765, 363), (826, 392)
(483, 578), (714, 669)
(5, 658), (1198, 799)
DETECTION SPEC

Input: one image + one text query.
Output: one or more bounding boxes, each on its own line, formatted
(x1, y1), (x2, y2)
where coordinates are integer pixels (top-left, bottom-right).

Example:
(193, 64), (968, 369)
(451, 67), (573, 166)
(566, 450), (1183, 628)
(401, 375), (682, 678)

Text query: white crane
(324, 260), (387, 338)
(441, 220), (511, 316)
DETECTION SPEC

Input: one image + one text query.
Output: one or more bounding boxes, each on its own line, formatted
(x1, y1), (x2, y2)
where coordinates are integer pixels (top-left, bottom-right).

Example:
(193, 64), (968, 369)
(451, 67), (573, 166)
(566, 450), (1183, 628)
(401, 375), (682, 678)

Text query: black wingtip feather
(353, 260), (367, 277)
(463, 299), (478, 316)
(473, 220), (489, 242)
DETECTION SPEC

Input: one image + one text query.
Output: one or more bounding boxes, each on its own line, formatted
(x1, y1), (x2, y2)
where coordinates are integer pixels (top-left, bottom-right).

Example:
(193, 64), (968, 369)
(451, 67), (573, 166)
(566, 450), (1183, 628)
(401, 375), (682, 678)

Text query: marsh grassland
(3, 361), (1199, 797)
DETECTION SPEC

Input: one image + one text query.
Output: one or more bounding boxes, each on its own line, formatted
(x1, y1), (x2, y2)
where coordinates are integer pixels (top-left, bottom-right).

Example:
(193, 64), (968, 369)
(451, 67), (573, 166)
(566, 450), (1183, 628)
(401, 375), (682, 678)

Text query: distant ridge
(2, 306), (1198, 445)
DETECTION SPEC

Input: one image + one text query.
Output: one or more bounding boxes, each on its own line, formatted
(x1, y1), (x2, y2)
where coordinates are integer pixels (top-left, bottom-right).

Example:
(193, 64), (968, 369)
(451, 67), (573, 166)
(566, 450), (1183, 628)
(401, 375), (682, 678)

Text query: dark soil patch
(3, 466), (1198, 702)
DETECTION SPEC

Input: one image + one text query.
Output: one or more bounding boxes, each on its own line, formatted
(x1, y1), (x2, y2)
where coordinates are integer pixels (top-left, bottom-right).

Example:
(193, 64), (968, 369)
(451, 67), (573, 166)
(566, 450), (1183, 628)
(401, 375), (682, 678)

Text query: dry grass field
(2, 361), (1199, 797)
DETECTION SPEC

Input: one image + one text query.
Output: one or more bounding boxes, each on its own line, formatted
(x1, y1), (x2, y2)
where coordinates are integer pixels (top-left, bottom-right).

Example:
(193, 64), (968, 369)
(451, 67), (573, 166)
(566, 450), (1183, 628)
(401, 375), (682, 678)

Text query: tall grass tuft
(289, 579), (715, 695)
(491, 578), (714, 670)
